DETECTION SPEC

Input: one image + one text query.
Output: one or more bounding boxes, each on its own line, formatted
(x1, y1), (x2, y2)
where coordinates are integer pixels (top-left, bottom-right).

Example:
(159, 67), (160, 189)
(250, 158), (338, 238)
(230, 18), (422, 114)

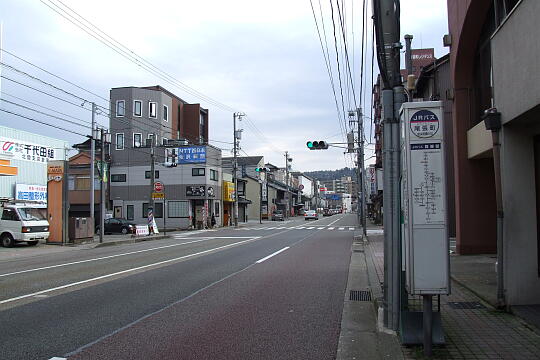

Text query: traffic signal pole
(357, 108), (367, 238)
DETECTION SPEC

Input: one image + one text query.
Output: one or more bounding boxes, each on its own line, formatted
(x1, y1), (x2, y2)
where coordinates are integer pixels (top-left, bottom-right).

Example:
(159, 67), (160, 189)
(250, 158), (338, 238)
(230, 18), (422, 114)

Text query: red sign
(154, 181), (164, 192)
(319, 187), (327, 191)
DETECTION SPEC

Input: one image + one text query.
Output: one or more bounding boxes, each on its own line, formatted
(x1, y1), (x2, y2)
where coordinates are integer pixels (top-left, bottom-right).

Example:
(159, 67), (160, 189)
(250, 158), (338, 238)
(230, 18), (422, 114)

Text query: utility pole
(90, 103), (96, 222)
(149, 136), (155, 219)
(285, 151), (291, 219)
(99, 128), (106, 243)
(232, 112), (243, 227)
(357, 107), (367, 237)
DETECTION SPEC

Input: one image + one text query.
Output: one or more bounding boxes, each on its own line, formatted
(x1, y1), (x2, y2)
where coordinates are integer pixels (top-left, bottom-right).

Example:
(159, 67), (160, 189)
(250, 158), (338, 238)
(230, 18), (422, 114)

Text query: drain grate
(447, 301), (485, 310)
(350, 290), (372, 301)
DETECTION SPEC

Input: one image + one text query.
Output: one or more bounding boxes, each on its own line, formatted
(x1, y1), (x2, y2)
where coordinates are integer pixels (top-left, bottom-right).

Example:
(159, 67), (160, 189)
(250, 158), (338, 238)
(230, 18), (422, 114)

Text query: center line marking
(328, 227), (335, 230)
(255, 247), (290, 264)
(339, 227), (345, 230)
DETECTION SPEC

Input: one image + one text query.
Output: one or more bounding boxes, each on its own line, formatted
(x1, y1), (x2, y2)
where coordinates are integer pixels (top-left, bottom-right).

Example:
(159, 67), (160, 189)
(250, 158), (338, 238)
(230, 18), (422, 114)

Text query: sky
(0, 0), (449, 172)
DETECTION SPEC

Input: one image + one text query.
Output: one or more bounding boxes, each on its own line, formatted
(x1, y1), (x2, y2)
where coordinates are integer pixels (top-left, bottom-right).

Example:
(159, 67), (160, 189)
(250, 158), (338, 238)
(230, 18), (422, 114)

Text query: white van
(0, 203), (50, 247)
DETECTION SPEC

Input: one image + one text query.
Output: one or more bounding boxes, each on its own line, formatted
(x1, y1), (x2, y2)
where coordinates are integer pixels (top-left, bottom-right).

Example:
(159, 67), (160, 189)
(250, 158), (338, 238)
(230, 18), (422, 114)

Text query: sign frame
(401, 101), (449, 296)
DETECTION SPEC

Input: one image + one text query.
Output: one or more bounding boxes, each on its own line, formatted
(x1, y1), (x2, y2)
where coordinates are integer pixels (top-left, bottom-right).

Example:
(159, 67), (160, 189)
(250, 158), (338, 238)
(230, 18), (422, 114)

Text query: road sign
(299, 184), (304, 190)
(152, 192), (165, 199)
(154, 181), (164, 192)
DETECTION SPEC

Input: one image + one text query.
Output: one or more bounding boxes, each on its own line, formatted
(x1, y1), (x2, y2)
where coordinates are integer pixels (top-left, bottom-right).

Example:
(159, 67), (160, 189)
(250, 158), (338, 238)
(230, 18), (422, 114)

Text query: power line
(336, 0), (358, 109)
(0, 108), (87, 137)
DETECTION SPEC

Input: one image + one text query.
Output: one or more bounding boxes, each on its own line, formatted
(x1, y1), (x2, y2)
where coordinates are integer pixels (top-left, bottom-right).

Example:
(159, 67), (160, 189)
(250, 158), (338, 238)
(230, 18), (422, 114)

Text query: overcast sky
(0, 0), (448, 172)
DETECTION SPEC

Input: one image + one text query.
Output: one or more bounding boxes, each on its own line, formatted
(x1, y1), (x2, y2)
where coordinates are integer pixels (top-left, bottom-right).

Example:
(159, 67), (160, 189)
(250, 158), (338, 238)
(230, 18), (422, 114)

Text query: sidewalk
(364, 231), (540, 359)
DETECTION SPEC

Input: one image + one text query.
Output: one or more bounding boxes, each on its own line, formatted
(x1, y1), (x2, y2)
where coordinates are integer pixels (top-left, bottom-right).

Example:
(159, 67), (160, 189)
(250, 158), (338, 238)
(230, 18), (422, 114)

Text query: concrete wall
(491, 0), (540, 305)
(492, 0), (540, 125)
(501, 123), (540, 304)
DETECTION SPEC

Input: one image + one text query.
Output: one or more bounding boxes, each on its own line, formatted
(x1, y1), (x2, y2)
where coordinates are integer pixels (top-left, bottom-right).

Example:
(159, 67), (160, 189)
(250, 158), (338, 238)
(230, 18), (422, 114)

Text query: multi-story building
(447, 0), (540, 305)
(109, 85), (221, 230)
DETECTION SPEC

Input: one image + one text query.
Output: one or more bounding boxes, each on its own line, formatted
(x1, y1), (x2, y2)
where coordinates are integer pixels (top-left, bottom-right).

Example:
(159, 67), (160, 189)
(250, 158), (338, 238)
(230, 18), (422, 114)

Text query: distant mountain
(304, 167), (357, 182)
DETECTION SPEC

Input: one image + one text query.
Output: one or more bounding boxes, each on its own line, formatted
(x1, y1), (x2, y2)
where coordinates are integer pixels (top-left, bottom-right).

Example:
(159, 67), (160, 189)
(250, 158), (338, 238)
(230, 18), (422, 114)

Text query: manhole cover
(447, 301), (485, 309)
(350, 290), (372, 301)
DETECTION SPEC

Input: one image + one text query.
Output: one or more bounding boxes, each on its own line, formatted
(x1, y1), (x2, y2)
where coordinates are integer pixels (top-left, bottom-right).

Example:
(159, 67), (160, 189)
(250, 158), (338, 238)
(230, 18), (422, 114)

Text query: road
(0, 214), (359, 360)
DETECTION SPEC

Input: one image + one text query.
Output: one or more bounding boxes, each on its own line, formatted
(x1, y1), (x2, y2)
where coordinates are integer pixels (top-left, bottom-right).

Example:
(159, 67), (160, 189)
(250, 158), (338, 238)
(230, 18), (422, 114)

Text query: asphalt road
(0, 214), (358, 360)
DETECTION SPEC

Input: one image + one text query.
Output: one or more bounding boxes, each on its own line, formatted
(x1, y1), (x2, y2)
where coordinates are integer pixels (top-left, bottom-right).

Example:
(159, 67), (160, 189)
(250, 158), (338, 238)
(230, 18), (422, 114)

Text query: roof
(222, 156), (264, 167)
(415, 53), (450, 89)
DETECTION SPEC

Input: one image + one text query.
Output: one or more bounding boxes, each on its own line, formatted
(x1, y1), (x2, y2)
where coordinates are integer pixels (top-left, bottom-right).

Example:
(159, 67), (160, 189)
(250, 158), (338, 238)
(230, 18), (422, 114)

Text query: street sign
(299, 184), (304, 190)
(154, 181), (164, 192)
(152, 192), (165, 199)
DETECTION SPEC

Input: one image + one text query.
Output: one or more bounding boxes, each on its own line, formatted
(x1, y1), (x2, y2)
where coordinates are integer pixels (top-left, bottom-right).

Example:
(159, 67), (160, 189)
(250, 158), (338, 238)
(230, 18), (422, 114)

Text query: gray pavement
(0, 213), (363, 360)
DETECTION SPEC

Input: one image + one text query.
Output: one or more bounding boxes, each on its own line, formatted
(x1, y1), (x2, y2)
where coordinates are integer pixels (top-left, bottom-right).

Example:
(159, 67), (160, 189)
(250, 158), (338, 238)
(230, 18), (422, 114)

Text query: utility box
(400, 101), (449, 295)
(68, 217), (94, 243)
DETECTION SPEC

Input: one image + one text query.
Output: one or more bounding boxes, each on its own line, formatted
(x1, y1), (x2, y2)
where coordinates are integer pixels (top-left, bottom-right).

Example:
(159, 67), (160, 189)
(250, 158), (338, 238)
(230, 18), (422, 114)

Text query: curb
(91, 235), (171, 248)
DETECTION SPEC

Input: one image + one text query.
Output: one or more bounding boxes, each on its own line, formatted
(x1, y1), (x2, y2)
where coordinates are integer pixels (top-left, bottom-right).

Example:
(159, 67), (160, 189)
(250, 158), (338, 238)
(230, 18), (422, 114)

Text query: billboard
(176, 146), (206, 164)
(15, 184), (47, 203)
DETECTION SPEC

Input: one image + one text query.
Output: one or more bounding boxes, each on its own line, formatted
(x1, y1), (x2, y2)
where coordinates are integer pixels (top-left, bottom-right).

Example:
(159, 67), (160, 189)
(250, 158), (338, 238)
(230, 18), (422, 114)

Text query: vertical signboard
(401, 101), (449, 295)
(47, 161), (68, 244)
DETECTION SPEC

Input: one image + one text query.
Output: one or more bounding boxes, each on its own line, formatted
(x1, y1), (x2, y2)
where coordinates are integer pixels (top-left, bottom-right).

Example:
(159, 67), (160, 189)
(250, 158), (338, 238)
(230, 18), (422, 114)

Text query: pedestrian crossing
(234, 226), (357, 232)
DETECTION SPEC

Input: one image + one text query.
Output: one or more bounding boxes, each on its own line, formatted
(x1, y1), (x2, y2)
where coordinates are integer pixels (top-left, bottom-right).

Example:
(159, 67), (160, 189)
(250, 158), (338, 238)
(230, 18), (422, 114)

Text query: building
(109, 85), (222, 229)
(222, 156), (264, 222)
(0, 125), (67, 199)
(447, 0), (540, 305)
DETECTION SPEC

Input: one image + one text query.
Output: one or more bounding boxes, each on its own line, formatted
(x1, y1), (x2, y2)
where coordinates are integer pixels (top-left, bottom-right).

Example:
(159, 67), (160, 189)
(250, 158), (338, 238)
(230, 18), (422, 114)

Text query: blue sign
(326, 194), (341, 200)
(177, 146), (206, 164)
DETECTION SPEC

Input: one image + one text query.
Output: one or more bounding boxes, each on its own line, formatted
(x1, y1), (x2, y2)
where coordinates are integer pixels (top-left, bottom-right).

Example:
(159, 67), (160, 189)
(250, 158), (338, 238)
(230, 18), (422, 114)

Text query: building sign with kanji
(176, 146), (206, 164)
(15, 184), (47, 203)
(0, 137), (61, 163)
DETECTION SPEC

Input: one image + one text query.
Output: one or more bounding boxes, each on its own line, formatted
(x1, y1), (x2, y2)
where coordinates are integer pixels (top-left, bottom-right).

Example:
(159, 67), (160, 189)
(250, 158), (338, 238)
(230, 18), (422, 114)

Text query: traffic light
(255, 167), (271, 172)
(347, 132), (355, 153)
(306, 141), (329, 150)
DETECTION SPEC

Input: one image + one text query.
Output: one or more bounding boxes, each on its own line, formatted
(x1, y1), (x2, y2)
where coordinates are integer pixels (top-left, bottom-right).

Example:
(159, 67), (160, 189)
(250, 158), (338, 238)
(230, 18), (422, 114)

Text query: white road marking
(0, 237), (260, 305)
(328, 227), (335, 230)
(49, 357), (67, 360)
(339, 227), (345, 230)
(0, 237), (252, 278)
(327, 217), (342, 226)
(296, 227), (305, 229)
(255, 247), (290, 264)
(367, 229), (384, 235)
(306, 227), (314, 230)
(267, 227), (276, 230)
(349, 227), (355, 231)
(318, 227), (325, 230)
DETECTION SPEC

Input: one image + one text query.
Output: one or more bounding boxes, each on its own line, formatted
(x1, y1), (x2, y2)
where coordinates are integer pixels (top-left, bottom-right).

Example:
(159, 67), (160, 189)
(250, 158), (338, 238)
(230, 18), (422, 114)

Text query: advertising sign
(186, 185), (206, 197)
(401, 101), (448, 295)
(176, 146), (206, 164)
(15, 184), (47, 203)
(222, 181), (235, 202)
(0, 136), (61, 163)
(261, 181), (267, 201)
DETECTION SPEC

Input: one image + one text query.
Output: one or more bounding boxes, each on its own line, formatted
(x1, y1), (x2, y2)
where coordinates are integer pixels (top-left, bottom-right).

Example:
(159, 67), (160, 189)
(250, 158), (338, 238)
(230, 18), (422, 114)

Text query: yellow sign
(152, 192), (165, 199)
(223, 181), (235, 202)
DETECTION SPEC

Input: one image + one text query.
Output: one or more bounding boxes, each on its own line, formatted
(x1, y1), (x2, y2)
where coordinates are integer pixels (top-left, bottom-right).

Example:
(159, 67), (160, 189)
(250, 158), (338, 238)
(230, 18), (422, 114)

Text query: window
(143, 203), (163, 218)
(116, 100), (125, 117)
(148, 133), (156, 146)
(145, 170), (159, 179)
(168, 201), (189, 218)
(149, 102), (157, 118)
(134, 100), (142, 117)
(133, 133), (142, 148)
(192, 168), (205, 176)
(116, 133), (124, 150)
(1, 208), (19, 221)
(214, 201), (220, 217)
(163, 105), (168, 121)
(210, 169), (218, 181)
(162, 138), (168, 146)
(126, 205), (134, 221)
(111, 174), (127, 182)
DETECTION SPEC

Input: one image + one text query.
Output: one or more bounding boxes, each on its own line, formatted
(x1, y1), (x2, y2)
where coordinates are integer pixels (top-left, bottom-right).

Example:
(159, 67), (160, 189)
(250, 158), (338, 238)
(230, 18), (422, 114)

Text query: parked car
(304, 210), (319, 221)
(323, 208), (332, 217)
(96, 218), (136, 235)
(271, 210), (284, 221)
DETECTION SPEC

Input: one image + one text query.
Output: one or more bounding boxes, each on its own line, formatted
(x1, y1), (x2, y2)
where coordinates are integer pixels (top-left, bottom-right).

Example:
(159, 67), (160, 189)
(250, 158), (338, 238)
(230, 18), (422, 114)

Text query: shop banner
(15, 184), (47, 203)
